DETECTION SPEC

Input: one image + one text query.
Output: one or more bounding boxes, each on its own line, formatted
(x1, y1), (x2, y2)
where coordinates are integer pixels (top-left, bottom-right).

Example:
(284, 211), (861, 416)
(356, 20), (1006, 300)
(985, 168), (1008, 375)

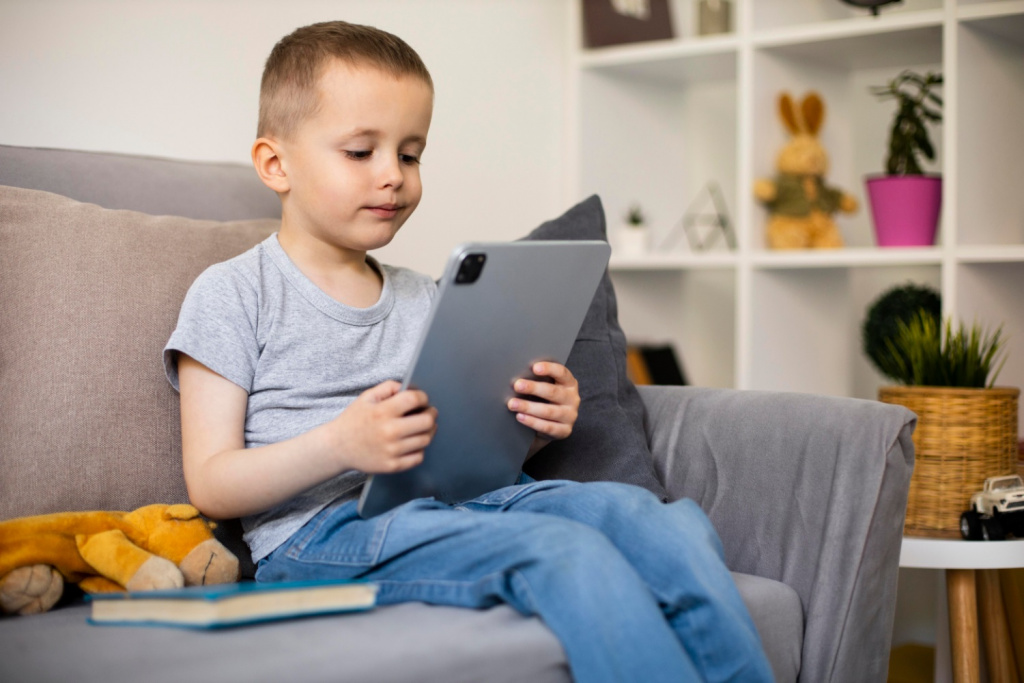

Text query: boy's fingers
(364, 380), (402, 402)
(396, 407), (437, 438)
(513, 379), (579, 409)
(385, 388), (431, 415)
(382, 450), (425, 473)
(532, 362), (574, 385)
(514, 378), (565, 402)
(508, 398), (565, 422)
(515, 412), (571, 440)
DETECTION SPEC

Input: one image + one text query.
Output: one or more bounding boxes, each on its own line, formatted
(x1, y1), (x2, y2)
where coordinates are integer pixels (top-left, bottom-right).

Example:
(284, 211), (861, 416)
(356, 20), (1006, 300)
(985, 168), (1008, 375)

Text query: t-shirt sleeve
(163, 262), (261, 393)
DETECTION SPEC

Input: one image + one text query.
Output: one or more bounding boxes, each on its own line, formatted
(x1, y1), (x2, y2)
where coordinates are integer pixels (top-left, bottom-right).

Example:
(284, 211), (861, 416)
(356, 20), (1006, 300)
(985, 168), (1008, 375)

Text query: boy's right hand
(328, 380), (437, 474)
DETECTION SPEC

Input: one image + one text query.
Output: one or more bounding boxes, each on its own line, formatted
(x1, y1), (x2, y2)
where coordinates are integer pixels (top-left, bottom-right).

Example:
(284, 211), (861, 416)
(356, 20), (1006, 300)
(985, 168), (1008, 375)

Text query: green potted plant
(865, 70), (943, 247)
(864, 285), (1019, 538)
(617, 202), (650, 256)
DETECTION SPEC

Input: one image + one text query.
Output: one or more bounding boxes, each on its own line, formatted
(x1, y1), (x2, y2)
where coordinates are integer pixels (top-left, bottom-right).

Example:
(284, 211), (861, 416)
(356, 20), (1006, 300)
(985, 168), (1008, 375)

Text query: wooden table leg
(948, 568), (980, 683)
(978, 569), (1019, 683)
(998, 569), (1024, 683)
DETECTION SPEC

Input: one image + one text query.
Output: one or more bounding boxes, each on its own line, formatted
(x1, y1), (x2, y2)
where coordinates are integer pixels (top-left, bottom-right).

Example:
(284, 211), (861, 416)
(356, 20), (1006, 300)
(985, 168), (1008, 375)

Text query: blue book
(87, 579), (377, 629)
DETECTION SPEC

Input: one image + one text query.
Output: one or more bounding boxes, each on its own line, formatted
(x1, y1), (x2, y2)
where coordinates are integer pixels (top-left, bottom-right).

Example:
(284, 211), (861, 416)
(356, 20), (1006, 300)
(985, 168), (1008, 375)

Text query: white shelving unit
(567, 0), (1024, 424)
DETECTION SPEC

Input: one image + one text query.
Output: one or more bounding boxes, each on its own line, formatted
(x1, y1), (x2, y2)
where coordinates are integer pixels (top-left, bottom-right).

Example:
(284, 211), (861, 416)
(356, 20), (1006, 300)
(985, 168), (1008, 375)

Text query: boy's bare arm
(507, 362), (580, 460)
(178, 354), (436, 519)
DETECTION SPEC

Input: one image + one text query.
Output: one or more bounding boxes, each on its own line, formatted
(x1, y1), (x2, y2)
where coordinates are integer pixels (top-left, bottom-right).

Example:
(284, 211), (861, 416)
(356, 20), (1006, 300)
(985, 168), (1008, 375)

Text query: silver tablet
(358, 240), (611, 518)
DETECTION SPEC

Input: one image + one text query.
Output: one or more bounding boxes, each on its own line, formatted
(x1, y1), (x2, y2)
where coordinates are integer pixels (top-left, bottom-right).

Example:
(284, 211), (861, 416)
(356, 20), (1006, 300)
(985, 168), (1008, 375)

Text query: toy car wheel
(961, 510), (983, 540)
(1005, 513), (1024, 538)
(982, 515), (1006, 541)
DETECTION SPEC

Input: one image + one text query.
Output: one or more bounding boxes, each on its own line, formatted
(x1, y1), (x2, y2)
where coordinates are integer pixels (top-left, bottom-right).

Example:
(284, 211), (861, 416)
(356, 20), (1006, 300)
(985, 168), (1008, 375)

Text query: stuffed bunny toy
(754, 92), (857, 249)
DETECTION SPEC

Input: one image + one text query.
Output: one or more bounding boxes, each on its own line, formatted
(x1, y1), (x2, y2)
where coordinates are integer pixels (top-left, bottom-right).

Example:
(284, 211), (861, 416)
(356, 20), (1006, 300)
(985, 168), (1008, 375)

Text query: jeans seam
(286, 503), (396, 566)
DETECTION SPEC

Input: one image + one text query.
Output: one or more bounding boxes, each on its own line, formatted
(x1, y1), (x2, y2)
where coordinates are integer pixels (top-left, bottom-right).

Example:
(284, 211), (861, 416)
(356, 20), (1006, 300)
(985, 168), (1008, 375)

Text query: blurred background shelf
(567, 0), (1024, 407)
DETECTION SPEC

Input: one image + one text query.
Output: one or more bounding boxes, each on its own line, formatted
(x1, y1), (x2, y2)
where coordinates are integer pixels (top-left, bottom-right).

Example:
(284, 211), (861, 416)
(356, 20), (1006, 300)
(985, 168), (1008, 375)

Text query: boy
(164, 21), (772, 683)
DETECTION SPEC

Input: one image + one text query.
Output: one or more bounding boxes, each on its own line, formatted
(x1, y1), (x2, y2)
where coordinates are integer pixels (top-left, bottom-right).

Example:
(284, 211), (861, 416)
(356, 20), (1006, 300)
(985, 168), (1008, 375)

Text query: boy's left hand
(507, 362), (579, 448)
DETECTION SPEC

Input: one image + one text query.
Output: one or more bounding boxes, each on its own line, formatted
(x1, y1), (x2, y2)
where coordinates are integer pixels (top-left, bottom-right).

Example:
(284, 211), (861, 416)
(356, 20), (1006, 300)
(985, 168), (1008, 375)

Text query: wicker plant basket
(879, 386), (1019, 538)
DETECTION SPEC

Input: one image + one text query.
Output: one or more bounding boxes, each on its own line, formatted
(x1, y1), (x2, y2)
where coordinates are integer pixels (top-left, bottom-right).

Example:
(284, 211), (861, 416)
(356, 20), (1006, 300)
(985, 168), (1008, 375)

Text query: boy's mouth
(366, 204), (401, 219)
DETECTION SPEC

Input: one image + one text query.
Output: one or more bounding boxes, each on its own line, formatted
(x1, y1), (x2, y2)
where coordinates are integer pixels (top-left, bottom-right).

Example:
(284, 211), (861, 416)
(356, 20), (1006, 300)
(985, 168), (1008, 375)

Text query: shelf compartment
(752, 247), (942, 269)
(955, 262), (1024, 433)
(579, 35), (738, 85)
(611, 269), (735, 388)
(957, 245), (1024, 263)
(579, 64), (738, 257)
(752, 0), (942, 34)
(750, 27), (943, 250)
(958, 1), (1024, 22)
(609, 251), (737, 271)
(748, 265), (941, 399)
(754, 18), (943, 71)
(957, 13), (1024, 245)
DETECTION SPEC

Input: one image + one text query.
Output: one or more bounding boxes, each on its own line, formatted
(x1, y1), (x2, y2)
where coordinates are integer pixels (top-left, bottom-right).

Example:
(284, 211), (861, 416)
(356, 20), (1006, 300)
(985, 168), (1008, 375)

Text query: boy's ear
(251, 137), (289, 194)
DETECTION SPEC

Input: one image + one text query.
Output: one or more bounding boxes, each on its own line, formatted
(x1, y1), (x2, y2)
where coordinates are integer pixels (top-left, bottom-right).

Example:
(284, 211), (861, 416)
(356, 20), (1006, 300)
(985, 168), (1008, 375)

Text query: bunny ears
(779, 92), (825, 136)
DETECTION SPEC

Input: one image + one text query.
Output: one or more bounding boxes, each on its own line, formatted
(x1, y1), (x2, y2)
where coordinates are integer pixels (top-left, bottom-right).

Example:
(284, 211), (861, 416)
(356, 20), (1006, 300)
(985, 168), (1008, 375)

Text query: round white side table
(900, 537), (1024, 683)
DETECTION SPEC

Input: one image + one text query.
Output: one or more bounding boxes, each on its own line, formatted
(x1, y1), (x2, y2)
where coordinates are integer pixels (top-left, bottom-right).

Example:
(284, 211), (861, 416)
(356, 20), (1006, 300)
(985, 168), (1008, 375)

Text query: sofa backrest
(0, 145), (281, 221)
(0, 146), (279, 535)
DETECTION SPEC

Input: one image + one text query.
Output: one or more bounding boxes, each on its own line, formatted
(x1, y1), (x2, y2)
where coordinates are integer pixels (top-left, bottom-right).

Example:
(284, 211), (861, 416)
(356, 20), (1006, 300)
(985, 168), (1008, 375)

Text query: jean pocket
(286, 501), (398, 568)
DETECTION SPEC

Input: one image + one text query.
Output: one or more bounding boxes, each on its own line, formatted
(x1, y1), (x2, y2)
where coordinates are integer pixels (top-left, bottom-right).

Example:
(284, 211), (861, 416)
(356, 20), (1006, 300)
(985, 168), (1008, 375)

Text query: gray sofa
(0, 144), (916, 683)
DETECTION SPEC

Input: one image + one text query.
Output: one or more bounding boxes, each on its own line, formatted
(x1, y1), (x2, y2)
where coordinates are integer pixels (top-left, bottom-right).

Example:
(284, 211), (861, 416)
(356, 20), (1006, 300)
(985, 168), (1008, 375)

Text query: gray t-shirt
(164, 233), (436, 561)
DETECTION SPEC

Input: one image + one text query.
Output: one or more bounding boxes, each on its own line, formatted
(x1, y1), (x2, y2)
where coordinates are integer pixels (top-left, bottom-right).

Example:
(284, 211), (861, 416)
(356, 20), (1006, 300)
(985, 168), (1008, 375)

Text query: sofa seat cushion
(733, 572), (803, 683)
(0, 601), (571, 683)
(0, 571), (801, 683)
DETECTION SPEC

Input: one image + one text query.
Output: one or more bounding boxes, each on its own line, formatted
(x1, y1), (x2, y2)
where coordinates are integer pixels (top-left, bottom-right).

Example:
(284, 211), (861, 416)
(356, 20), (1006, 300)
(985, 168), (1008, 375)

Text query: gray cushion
(0, 185), (277, 523)
(520, 196), (668, 499)
(0, 144), (281, 221)
(0, 601), (570, 683)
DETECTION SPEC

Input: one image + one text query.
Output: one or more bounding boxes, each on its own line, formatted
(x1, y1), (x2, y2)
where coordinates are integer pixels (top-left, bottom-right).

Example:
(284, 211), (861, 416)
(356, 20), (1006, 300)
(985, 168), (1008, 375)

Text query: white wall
(0, 0), (570, 276)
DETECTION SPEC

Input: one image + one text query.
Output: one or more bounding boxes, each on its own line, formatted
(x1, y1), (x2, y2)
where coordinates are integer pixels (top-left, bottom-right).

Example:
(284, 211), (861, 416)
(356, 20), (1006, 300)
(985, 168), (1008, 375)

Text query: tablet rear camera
(455, 253), (486, 284)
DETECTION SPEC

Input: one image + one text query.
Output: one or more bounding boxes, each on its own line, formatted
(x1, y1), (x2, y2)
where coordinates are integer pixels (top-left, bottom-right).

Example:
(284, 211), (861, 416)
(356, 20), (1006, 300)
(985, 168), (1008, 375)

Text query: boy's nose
(377, 156), (405, 190)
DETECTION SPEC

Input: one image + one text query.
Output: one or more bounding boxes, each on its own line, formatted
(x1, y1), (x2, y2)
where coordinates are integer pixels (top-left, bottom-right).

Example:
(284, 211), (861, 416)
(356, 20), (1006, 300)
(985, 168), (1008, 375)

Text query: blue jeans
(256, 479), (772, 683)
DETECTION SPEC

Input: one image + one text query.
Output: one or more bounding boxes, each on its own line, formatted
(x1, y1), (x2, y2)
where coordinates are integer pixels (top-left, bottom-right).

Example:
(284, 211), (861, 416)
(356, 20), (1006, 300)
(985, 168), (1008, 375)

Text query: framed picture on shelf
(581, 0), (674, 48)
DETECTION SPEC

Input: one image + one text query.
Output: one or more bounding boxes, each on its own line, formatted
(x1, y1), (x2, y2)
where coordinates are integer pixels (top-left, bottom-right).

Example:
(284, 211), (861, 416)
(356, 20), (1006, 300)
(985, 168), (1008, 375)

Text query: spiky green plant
(871, 70), (943, 175)
(881, 311), (1007, 388)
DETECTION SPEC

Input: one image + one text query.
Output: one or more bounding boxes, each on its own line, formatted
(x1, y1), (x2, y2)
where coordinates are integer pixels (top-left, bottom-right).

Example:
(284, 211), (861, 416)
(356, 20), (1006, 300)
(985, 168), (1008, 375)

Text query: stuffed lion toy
(0, 504), (239, 616)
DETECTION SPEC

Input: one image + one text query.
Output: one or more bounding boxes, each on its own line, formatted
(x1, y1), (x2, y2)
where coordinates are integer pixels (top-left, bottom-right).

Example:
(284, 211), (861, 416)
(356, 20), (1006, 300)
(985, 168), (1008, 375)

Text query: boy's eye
(400, 154), (421, 165)
(345, 150), (372, 160)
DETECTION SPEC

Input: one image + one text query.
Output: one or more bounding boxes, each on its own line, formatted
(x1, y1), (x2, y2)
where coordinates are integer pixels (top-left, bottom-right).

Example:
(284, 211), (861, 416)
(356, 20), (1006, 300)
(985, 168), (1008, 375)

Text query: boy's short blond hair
(258, 20), (433, 139)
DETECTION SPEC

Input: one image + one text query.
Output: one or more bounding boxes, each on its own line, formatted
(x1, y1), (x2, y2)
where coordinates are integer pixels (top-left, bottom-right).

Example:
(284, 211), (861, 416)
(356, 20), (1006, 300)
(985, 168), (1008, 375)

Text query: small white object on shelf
(616, 225), (650, 256)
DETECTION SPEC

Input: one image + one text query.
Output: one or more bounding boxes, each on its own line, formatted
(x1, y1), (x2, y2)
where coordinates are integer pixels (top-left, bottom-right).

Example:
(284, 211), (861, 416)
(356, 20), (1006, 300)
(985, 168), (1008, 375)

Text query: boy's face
(273, 60), (433, 254)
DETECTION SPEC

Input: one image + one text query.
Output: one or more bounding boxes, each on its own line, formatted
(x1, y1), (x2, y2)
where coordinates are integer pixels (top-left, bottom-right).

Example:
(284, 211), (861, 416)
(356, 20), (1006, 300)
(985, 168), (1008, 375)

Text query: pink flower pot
(865, 175), (942, 247)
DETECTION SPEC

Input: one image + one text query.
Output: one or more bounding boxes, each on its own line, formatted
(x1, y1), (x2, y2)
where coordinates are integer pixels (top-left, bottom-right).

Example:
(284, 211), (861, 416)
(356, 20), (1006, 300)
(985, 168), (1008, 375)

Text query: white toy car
(960, 475), (1024, 540)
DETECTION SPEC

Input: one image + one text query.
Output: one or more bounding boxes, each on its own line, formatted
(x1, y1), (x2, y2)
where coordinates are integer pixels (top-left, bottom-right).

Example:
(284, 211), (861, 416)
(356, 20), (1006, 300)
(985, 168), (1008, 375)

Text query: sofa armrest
(637, 385), (916, 683)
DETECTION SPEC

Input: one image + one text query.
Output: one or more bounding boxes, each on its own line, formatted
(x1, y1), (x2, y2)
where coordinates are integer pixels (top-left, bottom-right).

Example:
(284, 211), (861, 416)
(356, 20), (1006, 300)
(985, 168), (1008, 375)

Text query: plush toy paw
(0, 564), (64, 615)
(179, 538), (240, 586)
(125, 555), (184, 592)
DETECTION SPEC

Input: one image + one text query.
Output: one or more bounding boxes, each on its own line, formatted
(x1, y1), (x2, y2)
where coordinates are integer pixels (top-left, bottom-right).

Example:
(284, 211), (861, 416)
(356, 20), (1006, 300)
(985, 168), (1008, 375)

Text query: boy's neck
(277, 226), (384, 309)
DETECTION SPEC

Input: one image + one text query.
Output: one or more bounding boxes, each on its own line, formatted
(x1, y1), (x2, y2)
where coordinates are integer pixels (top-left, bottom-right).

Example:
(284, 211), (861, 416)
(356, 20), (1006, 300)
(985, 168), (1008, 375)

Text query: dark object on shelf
(626, 344), (687, 386)
(581, 0), (674, 48)
(839, 0), (902, 16)
(660, 181), (736, 252)
(862, 283), (941, 382)
(697, 0), (731, 36)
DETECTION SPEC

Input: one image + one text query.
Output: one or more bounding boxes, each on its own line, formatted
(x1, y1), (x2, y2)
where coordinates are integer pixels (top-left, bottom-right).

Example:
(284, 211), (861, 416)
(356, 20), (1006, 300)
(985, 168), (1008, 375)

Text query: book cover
(87, 579), (377, 629)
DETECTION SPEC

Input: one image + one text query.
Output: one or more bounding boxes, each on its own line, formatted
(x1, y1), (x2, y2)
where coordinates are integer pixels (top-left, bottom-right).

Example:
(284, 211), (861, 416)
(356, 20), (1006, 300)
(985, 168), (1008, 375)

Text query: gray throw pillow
(520, 196), (668, 500)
